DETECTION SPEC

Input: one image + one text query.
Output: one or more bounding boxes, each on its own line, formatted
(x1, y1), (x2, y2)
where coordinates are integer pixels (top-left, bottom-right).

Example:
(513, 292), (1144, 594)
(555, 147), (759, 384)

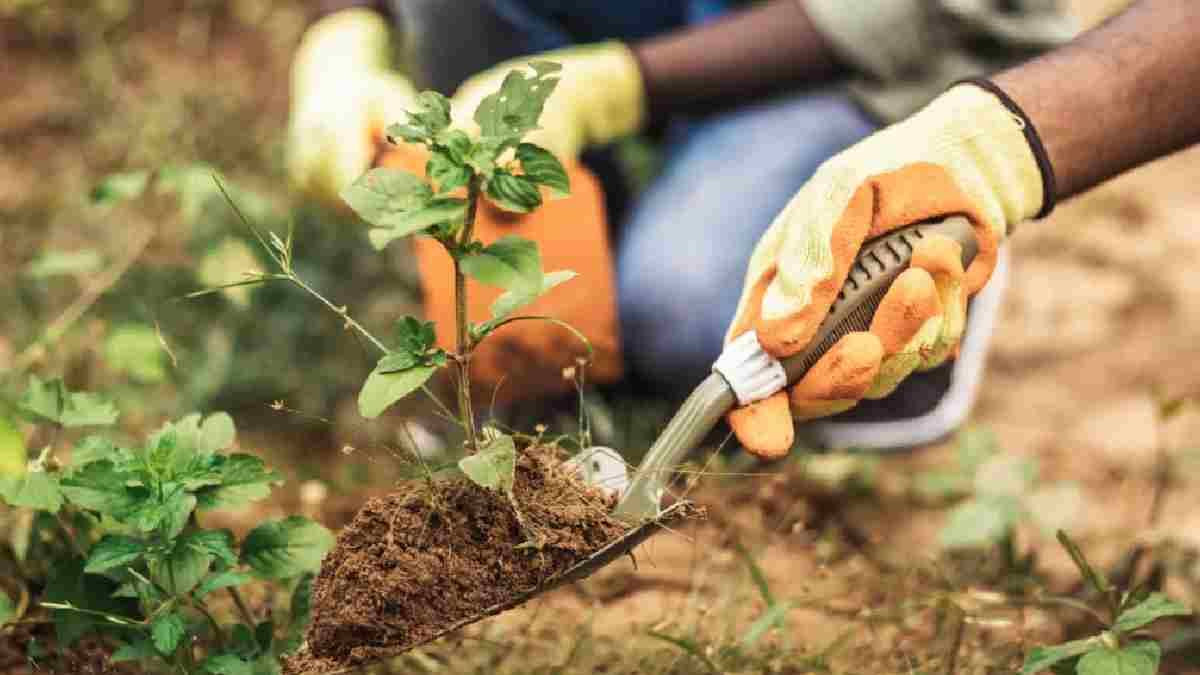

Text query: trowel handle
(778, 215), (979, 384)
(615, 216), (979, 522)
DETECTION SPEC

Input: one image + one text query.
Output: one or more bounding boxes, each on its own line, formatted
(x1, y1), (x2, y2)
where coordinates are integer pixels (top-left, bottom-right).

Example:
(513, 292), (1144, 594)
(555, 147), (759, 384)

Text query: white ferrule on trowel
(712, 331), (788, 406)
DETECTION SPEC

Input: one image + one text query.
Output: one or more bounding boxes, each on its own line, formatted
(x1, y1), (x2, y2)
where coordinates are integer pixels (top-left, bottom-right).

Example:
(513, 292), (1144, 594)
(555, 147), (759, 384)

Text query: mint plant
(0, 376), (333, 674)
(1020, 531), (1192, 674)
(200, 62), (586, 506)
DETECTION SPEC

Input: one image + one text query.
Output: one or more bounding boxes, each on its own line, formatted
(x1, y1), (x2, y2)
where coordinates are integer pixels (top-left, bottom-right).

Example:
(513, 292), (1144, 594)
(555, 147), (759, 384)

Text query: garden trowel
(565, 214), (983, 571)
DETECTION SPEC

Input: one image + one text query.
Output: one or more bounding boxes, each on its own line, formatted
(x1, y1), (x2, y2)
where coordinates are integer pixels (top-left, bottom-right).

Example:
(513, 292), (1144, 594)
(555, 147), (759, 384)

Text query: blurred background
(5, 0), (1200, 672)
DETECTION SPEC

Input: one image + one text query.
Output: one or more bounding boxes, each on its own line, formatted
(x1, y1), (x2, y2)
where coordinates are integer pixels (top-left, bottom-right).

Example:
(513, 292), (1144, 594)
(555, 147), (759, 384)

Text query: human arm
(724, 0), (1200, 458)
(994, 0), (1200, 199)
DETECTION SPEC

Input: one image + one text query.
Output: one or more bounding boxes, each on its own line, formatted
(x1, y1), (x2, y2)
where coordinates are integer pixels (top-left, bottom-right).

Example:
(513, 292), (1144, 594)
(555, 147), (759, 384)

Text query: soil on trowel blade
(284, 445), (632, 674)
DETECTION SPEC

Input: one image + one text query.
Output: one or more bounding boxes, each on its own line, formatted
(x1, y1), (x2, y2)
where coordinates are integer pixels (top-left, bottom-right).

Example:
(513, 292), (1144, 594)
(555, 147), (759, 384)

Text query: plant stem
(454, 176), (483, 452)
(227, 587), (255, 627)
(286, 274), (388, 355)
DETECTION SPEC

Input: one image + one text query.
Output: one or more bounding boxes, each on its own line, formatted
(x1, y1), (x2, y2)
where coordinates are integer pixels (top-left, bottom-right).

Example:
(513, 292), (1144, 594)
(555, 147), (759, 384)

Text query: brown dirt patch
(285, 445), (675, 674)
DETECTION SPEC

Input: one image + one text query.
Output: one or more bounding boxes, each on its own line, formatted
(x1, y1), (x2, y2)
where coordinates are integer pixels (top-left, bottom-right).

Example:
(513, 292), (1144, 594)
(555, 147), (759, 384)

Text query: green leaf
(0, 416), (25, 477)
(20, 377), (119, 428)
(395, 315), (436, 355)
(957, 426), (998, 474)
(70, 435), (117, 466)
(1113, 593), (1191, 634)
(0, 589), (14, 626)
(103, 324), (168, 384)
(460, 235), (542, 292)
(458, 433), (516, 494)
(740, 601), (794, 648)
(202, 653), (254, 675)
(358, 365), (438, 419)
(18, 375), (65, 424)
(938, 496), (1021, 549)
(242, 517), (334, 580)
(111, 637), (159, 663)
(382, 197), (466, 233)
(376, 351), (419, 374)
(468, 136), (520, 176)
(911, 470), (970, 500)
(1021, 637), (1102, 674)
(484, 170), (542, 213)
(60, 460), (139, 514)
(488, 269), (576, 322)
(516, 143), (569, 197)
(340, 168), (432, 228)
(286, 573), (315, 649)
(195, 454), (282, 510)
(91, 169), (150, 205)
(61, 393), (119, 428)
(473, 67), (559, 140)
(151, 612), (187, 656)
(198, 413), (237, 454)
(195, 571), (253, 599)
(388, 91), (452, 144)
(44, 558), (131, 647)
(25, 249), (103, 279)
(1057, 530), (1111, 596)
(0, 470), (63, 511)
(125, 483), (194, 536)
(85, 535), (148, 574)
(149, 538), (212, 595)
(185, 529), (239, 567)
(427, 148), (472, 194)
(1077, 642), (1160, 675)
(973, 454), (1037, 498)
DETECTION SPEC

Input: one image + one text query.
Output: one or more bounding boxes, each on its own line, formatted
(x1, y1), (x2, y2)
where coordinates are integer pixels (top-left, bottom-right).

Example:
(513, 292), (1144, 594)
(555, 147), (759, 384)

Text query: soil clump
(285, 445), (640, 674)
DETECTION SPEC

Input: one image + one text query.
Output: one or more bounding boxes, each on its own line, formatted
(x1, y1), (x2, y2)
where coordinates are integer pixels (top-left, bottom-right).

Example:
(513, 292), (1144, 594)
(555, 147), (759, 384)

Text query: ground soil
(285, 445), (649, 674)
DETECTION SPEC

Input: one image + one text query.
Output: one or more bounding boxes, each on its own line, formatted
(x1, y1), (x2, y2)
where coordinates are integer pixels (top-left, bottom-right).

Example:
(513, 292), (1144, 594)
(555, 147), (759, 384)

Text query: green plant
(917, 427), (1083, 551)
(1020, 531), (1192, 674)
(0, 375), (333, 674)
(196, 62), (587, 505)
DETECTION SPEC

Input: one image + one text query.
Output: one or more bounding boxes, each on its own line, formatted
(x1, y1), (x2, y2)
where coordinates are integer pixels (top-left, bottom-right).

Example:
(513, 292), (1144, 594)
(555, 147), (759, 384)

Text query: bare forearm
(632, 0), (841, 119)
(995, 0), (1200, 201)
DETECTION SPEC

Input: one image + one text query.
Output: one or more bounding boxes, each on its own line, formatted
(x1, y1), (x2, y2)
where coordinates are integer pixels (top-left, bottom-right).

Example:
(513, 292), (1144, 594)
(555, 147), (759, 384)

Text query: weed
(1020, 531), (1192, 674)
(0, 375), (333, 673)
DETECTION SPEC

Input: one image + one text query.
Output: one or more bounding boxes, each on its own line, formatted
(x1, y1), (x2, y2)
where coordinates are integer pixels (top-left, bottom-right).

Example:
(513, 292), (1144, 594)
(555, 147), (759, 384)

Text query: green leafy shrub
(0, 376), (333, 674)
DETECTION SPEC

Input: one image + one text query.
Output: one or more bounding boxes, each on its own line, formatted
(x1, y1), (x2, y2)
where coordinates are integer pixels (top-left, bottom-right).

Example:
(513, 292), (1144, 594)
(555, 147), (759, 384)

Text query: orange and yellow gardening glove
(448, 42), (647, 162)
(726, 82), (1053, 459)
(287, 8), (417, 204)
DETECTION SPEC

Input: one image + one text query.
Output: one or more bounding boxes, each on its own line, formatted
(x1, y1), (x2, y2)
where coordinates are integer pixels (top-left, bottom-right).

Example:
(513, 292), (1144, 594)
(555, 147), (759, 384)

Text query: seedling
(1020, 531), (1192, 674)
(202, 62), (587, 510)
(0, 376), (333, 674)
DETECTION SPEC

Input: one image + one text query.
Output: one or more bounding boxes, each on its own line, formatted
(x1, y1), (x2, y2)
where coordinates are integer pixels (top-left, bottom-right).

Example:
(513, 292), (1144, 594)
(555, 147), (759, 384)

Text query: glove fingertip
(728, 391), (794, 460)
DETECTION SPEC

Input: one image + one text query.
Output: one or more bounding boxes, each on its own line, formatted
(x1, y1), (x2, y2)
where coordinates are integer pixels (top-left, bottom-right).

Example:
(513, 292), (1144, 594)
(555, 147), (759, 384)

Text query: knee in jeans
(619, 270), (723, 390)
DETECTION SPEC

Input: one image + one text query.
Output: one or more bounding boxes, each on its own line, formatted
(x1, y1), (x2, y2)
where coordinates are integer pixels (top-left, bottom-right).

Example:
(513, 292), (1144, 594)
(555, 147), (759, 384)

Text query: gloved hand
(449, 42), (646, 161)
(288, 8), (417, 204)
(726, 83), (1049, 459)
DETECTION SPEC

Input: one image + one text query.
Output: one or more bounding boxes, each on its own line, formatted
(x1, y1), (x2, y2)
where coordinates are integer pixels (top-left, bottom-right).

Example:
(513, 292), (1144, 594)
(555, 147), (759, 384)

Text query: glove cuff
(957, 78), (1057, 219)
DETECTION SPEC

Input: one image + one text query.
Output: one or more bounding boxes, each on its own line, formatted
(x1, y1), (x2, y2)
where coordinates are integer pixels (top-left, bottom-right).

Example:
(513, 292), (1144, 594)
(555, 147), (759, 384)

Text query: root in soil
(284, 445), (698, 675)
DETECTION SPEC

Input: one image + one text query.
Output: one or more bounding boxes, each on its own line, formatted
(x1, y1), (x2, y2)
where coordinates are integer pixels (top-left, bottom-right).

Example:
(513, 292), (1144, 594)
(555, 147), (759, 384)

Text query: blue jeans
(617, 94), (877, 392)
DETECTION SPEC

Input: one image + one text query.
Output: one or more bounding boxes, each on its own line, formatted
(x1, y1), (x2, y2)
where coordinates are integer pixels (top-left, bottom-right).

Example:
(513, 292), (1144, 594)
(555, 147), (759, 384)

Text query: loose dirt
(285, 445), (679, 674)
